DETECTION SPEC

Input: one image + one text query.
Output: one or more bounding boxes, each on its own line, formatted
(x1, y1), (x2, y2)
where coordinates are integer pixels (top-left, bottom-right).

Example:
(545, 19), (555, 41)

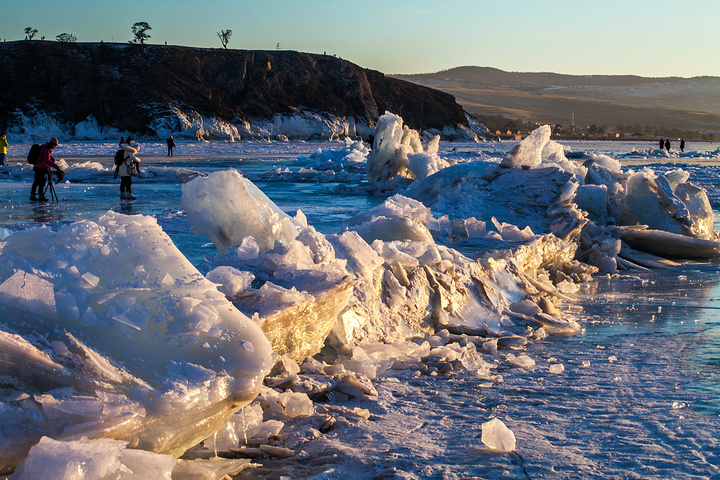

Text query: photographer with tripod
(30, 137), (62, 202)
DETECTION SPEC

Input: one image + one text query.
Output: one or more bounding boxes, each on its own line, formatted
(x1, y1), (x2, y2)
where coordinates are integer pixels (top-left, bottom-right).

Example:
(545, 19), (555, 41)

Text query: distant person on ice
(0, 133), (8, 166)
(166, 136), (175, 156)
(30, 137), (60, 202)
(680, 139), (685, 152)
(665, 139), (671, 151)
(659, 138), (664, 150)
(118, 136), (141, 200)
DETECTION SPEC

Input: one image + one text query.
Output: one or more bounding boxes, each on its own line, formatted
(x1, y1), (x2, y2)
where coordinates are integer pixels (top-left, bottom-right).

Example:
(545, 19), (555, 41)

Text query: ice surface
(0, 160), (205, 185)
(3, 129), (720, 477)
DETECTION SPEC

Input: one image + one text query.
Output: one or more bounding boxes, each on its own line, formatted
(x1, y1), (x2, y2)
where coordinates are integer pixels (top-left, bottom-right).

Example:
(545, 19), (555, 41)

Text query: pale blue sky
(2, 0), (718, 77)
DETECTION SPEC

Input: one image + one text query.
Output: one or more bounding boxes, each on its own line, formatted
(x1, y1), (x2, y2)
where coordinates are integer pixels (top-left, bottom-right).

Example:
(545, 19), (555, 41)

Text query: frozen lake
(1, 138), (720, 478)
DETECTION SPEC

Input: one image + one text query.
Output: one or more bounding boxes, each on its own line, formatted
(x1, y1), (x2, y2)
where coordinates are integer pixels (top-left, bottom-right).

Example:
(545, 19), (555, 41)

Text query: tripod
(43, 171), (59, 202)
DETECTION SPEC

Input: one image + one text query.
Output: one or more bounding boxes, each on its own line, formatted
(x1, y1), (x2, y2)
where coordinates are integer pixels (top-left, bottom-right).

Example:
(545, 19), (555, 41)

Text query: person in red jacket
(30, 137), (61, 202)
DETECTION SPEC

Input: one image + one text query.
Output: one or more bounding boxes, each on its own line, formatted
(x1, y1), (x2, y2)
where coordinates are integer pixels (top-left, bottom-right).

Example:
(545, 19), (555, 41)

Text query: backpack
(114, 149), (124, 166)
(27, 144), (41, 165)
(126, 159), (137, 176)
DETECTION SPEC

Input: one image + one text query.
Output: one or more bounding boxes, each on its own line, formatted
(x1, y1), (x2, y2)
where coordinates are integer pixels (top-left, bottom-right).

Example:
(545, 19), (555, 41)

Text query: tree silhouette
(56, 33), (77, 42)
(24, 27), (38, 40)
(217, 29), (232, 49)
(131, 22), (152, 44)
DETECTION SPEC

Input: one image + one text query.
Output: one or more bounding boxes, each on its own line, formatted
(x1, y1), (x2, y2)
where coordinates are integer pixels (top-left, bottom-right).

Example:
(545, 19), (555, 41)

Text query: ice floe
(0, 211), (272, 473)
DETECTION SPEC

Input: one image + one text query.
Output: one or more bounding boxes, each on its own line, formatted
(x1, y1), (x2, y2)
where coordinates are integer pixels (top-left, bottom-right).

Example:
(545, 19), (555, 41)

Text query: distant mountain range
(393, 67), (720, 134)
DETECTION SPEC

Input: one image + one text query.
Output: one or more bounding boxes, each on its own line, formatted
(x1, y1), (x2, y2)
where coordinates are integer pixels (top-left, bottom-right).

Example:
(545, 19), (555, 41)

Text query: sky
(2, 0), (718, 78)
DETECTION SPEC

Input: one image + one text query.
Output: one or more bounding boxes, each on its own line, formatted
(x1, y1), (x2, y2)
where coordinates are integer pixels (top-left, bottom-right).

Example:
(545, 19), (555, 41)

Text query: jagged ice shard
(0, 211), (272, 473)
(181, 169), (303, 253)
(366, 112), (451, 190)
(182, 170), (354, 363)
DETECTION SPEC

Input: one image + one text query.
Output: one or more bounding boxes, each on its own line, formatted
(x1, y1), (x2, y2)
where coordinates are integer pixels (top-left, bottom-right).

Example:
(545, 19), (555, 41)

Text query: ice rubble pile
(11, 437), (176, 480)
(0, 211), (272, 475)
(397, 121), (720, 271)
(7, 108), (365, 143)
(7, 117), (720, 475)
(619, 147), (720, 160)
(255, 137), (370, 184)
(153, 108), (366, 142)
(8, 106), (486, 143)
(184, 169), (589, 367)
(179, 119), (720, 456)
(205, 109), (720, 336)
(366, 112), (453, 191)
(294, 138), (368, 170)
(166, 120), (720, 469)
(177, 172), (579, 464)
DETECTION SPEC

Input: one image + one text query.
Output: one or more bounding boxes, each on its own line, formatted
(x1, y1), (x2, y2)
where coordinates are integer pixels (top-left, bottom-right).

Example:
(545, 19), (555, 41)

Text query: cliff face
(0, 41), (476, 138)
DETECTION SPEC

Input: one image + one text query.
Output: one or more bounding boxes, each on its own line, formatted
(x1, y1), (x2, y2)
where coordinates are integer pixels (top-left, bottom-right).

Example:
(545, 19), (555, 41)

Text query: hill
(0, 42), (490, 141)
(393, 67), (720, 136)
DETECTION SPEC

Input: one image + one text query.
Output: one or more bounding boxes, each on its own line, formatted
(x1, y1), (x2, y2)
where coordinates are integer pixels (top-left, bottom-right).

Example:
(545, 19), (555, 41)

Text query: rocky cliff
(0, 41), (489, 140)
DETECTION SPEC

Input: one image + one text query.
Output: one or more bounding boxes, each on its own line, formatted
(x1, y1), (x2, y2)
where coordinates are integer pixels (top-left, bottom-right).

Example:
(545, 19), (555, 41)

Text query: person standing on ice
(166, 135), (175, 156)
(665, 139), (671, 151)
(680, 139), (685, 152)
(659, 138), (664, 150)
(118, 136), (141, 200)
(30, 137), (61, 202)
(0, 132), (8, 166)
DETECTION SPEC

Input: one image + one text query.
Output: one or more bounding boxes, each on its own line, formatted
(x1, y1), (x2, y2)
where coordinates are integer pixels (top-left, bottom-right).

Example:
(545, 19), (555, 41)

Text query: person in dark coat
(680, 139), (685, 152)
(30, 137), (61, 202)
(118, 137), (141, 200)
(659, 138), (664, 150)
(166, 136), (175, 156)
(665, 139), (671, 151)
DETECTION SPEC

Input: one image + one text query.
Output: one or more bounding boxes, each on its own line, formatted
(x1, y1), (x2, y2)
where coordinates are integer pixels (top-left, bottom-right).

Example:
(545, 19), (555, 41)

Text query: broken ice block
(481, 418), (516, 452)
